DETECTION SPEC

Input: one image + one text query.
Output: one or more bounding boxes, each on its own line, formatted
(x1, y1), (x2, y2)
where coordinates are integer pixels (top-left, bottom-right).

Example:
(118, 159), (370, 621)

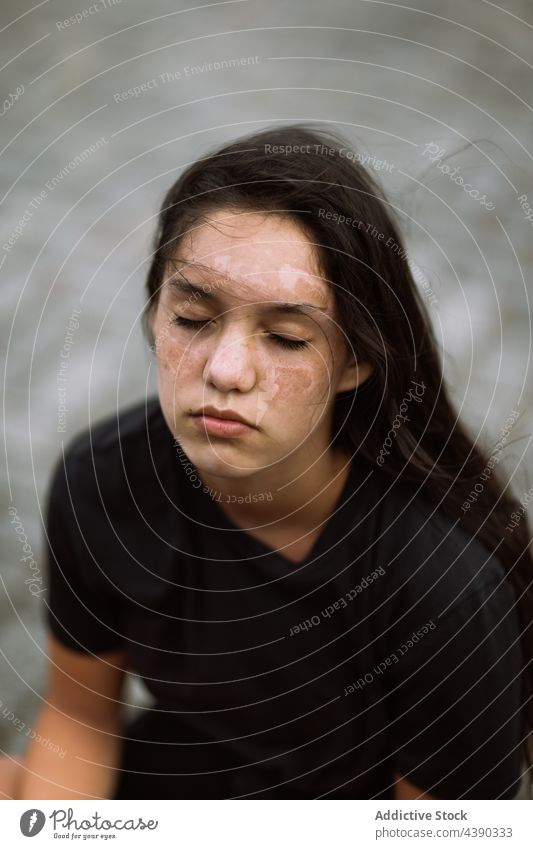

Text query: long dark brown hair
(142, 124), (533, 786)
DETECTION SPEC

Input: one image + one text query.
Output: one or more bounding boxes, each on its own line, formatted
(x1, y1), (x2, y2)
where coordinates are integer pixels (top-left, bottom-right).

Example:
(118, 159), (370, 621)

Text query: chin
(177, 437), (250, 470)
(198, 453), (265, 478)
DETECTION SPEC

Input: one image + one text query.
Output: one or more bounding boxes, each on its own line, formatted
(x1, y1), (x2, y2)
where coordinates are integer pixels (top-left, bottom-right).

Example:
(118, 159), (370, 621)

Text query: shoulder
(366, 468), (510, 632)
(62, 395), (164, 464)
(48, 396), (172, 512)
(365, 474), (524, 799)
(45, 396), (184, 602)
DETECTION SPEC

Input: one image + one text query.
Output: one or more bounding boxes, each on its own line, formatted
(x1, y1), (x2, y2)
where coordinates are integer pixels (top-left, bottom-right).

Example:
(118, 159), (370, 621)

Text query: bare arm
(393, 769), (439, 800)
(18, 634), (128, 800)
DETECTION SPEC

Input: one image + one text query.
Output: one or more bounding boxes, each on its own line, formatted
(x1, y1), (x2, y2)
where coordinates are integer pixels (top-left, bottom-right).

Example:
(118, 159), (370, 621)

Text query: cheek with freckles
(153, 317), (197, 410)
(254, 360), (332, 433)
(153, 306), (201, 373)
(158, 336), (202, 380)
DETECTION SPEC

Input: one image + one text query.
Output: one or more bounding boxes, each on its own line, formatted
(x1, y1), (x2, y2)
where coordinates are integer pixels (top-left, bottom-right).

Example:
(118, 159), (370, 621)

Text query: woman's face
(150, 208), (371, 479)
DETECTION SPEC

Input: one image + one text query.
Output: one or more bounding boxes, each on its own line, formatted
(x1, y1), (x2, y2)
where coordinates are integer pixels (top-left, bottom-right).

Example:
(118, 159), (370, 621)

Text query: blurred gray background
(1, 0), (533, 796)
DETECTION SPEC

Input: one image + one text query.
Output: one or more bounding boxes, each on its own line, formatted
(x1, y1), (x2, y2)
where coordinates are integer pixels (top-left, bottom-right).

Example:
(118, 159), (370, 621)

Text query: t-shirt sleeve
(386, 573), (525, 799)
(43, 449), (126, 654)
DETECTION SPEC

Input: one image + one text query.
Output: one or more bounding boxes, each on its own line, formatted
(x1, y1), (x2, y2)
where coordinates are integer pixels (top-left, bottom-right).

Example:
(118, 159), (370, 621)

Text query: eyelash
(171, 315), (308, 350)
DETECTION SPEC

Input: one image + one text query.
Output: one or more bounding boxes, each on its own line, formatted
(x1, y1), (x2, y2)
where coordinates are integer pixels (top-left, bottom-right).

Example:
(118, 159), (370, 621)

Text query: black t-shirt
(44, 396), (525, 799)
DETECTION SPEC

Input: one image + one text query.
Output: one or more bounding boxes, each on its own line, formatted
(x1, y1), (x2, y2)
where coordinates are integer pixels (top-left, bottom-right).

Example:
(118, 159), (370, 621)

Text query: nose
(202, 321), (257, 394)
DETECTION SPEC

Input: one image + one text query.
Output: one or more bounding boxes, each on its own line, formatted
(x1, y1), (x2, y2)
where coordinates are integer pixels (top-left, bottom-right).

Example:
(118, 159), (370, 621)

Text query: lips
(193, 406), (255, 427)
(191, 412), (255, 438)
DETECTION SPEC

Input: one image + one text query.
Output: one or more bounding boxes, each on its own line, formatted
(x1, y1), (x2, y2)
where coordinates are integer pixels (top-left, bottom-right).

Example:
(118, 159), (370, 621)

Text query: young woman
(4, 124), (533, 800)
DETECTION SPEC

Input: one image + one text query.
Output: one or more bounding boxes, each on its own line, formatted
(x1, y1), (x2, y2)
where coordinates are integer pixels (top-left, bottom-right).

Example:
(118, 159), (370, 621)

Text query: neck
(195, 448), (352, 528)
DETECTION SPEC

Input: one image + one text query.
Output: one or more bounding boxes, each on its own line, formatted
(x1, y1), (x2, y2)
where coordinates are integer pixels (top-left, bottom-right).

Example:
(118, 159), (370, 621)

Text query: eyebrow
(164, 276), (329, 316)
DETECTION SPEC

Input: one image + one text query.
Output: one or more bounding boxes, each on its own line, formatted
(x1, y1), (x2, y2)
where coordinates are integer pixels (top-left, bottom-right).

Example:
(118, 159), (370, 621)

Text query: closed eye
(171, 315), (308, 350)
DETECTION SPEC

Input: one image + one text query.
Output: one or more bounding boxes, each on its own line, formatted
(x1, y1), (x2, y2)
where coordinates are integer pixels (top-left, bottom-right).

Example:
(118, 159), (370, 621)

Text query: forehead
(173, 209), (333, 311)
